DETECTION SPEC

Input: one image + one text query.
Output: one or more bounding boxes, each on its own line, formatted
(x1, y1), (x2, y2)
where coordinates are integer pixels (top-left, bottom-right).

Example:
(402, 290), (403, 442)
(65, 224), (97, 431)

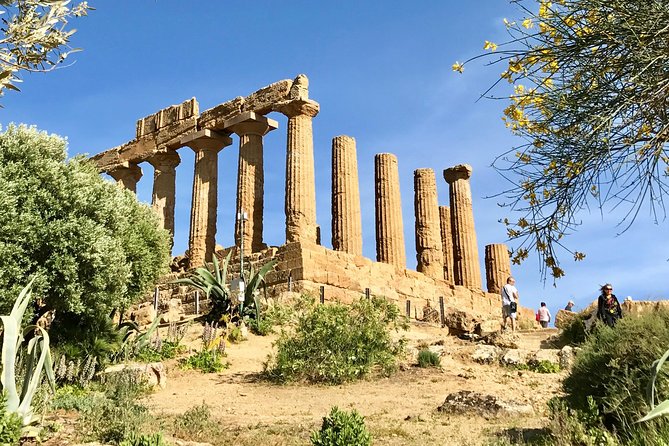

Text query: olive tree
(455, 0), (669, 280)
(0, 0), (91, 97)
(0, 124), (170, 323)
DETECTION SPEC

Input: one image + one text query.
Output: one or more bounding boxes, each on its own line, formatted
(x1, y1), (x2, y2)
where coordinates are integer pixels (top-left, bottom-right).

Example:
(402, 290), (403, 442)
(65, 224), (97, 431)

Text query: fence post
(405, 300), (411, 318)
(365, 288), (370, 300)
(320, 286), (325, 304)
(439, 296), (445, 328)
(288, 273), (293, 292)
(153, 286), (159, 312)
(195, 290), (200, 315)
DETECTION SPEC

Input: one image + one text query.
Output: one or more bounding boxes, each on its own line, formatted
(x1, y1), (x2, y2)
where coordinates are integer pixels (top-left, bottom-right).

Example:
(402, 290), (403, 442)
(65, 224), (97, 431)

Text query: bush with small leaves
(265, 296), (408, 384)
(0, 392), (22, 446)
(310, 406), (371, 446)
(417, 349), (441, 368)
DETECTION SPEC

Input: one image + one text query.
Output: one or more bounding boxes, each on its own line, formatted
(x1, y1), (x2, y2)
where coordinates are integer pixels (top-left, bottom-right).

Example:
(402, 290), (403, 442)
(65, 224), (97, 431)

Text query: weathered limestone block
(108, 162), (142, 193)
(276, 82), (320, 244)
(439, 206), (454, 283)
(555, 308), (579, 329)
(438, 391), (534, 417)
(485, 244), (511, 294)
(374, 153), (406, 269)
(181, 129), (233, 267)
(331, 135), (362, 255)
(224, 112), (279, 254)
(414, 168), (444, 279)
(443, 164), (482, 289)
(136, 98), (199, 138)
(501, 349), (532, 366)
(532, 349), (561, 366)
(148, 151), (180, 238)
(472, 344), (502, 364)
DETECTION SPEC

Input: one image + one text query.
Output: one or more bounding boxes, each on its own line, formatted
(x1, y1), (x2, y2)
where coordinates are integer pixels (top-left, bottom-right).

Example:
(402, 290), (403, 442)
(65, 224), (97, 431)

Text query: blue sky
(4, 1), (668, 319)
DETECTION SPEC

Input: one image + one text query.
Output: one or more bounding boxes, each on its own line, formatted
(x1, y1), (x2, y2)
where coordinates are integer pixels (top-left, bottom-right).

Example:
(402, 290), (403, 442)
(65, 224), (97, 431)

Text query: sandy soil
(145, 324), (564, 446)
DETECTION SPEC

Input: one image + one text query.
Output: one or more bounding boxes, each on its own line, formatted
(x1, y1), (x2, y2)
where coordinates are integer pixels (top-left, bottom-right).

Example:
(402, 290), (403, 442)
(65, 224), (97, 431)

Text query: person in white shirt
(501, 276), (519, 332)
(538, 302), (552, 328)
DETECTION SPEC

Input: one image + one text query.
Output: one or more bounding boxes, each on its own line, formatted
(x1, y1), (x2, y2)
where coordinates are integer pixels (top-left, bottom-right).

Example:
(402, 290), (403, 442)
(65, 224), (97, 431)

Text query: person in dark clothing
(597, 283), (622, 327)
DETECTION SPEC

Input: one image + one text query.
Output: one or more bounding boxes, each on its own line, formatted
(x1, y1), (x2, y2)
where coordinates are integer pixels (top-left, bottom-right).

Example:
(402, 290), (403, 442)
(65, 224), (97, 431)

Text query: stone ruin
(91, 74), (534, 332)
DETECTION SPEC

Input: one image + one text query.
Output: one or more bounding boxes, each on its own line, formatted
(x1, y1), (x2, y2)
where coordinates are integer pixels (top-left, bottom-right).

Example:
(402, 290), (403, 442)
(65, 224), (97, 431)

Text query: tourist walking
(597, 283), (622, 327)
(537, 302), (551, 328)
(501, 276), (519, 332)
(564, 300), (575, 311)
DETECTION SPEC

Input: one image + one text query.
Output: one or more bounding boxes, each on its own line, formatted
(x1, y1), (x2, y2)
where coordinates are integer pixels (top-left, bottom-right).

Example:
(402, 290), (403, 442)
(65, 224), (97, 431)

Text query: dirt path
(148, 325), (563, 445)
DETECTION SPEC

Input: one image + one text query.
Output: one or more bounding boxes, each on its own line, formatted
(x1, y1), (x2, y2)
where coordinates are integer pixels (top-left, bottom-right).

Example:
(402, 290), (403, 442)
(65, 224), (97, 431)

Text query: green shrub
(50, 385), (92, 412)
(310, 406), (371, 446)
(417, 349), (441, 368)
(0, 392), (22, 446)
(0, 124), (170, 331)
(78, 369), (152, 444)
(558, 313), (588, 346)
(180, 351), (228, 374)
(529, 360), (560, 374)
(562, 310), (669, 440)
(265, 296), (408, 384)
(119, 432), (166, 446)
(173, 403), (222, 442)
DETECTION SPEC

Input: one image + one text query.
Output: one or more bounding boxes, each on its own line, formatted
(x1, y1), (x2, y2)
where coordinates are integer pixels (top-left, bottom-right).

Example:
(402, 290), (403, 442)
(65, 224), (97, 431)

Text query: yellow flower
(539, 2), (552, 18)
(483, 40), (498, 52)
(522, 18), (534, 29)
(452, 62), (464, 73)
(509, 59), (523, 73)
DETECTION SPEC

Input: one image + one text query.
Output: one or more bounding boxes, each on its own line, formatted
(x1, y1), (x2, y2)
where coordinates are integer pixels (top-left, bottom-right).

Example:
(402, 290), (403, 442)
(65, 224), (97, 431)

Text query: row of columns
(107, 102), (318, 268)
(332, 147), (510, 292)
(108, 107), (511, 293)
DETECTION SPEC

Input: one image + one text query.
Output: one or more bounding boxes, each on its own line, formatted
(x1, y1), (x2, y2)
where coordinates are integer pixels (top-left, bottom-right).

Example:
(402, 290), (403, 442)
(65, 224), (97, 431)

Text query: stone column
(485, 243), (511, 294)
(443, 164), (482, 289)
(181, 129), (233, 267)
(224, 112), (279, 255)
(148, 151), (180, 240)
(414, 168), (443, 279)
(108, 162), (142, 193)
(331, 135), (362, 255)
(374, 153), (406, 268)
(439, 206), (455, 283)
(276, 99), (320, 244)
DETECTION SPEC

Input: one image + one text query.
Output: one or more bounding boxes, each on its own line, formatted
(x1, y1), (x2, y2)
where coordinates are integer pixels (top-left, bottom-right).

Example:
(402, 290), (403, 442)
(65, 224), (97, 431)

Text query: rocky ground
(43, 323), (566, 446)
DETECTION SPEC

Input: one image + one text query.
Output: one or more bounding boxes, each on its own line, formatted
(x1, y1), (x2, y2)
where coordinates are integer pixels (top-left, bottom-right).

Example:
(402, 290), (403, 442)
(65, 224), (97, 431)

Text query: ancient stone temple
(92, 75), (534, 332)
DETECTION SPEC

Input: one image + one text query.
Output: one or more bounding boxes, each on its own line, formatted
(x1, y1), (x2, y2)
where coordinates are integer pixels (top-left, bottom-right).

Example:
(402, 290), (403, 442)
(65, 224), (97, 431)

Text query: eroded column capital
(274, 99), (320, 118)
(147, 150), (181, 171)
(180, 129), (233, 152)
(108, 162), (143, 184)
(443, 164), (473, 183)
(223, 111), (279, 137)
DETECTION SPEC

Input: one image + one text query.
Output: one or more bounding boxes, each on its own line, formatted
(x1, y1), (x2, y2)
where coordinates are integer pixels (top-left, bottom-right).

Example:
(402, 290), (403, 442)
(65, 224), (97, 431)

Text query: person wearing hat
(564, 300), (575, 312)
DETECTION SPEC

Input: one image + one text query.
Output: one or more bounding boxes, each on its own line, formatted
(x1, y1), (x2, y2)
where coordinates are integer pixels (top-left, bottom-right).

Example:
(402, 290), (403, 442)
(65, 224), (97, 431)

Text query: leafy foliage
(0, 1), (91, 98)
(558, 313), (588, 346)
(562, 310), (669, 440)
(417, 349), (441, 368)
(180, 350), (227, 374)
(265, 296), (408, 384)
(310, 406), (371, 446)
(0, 392), (22, 446)
(79, 369), (152, 444)
(0, 124), (170, 331)
(458, 0), (669, 279)
(173, 403), (222, 442)
(119, 432), (166, 446)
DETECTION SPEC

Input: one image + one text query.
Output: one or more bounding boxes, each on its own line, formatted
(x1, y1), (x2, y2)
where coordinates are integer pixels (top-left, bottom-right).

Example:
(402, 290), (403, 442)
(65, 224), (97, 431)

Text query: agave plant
(639, 348), (669, 423)
(174, 253), (276, 325)
(174, 251), (233, 323)
(242, 259), (277, 322)
(1, 278), (56, 433)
